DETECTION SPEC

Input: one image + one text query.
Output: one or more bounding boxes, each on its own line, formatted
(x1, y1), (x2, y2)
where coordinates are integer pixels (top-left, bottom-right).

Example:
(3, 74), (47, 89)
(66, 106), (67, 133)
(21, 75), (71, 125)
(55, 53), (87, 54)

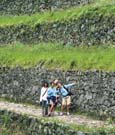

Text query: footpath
(0, 101), (112, 129)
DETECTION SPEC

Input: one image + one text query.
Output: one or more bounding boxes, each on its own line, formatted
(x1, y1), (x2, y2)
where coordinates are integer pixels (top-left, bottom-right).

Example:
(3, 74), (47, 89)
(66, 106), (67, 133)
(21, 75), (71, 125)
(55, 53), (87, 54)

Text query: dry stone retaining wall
(0, 13), (115, 46)
(0, 0), (93, 15)
(0, 66), (115, 117)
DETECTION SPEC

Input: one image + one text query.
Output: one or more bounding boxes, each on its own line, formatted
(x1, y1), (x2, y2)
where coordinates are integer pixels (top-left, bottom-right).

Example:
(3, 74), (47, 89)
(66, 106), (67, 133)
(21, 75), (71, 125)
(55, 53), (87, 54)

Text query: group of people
(40, 79), (77, 116)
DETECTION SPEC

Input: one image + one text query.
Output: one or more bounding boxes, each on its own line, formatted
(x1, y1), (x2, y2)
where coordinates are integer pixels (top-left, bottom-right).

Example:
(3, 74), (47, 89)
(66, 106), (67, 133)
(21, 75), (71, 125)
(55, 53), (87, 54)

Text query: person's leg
(67, 105), (70, 113)
(66, 96), (71, 115)
(54, 96), (59, 110)
(48, 102), (54, 116)
(60, 97), (66, 115)
(61, 104), (65, 112)
(45, 101), (48, 116)
(62, 97), (68, 115)
(50, 96), (56, 116)
(47, 98), (51, 116)
(48, 97), (55, 116)
(42, 100), (45, 116)
(50, 103), (54, 112)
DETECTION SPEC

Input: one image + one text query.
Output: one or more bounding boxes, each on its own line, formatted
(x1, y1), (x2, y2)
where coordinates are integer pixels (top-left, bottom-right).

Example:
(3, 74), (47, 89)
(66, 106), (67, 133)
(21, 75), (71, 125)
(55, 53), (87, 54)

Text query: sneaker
(67, 112), (70, 115)
(60, 112), (63, 116)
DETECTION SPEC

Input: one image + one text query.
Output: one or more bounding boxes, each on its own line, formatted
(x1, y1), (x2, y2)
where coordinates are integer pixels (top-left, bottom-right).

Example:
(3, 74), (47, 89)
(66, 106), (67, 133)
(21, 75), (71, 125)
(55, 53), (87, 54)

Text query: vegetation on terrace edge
(0, 42), (115, 71)
(0, 125), (25, 135)
(20, 118), (115, 135)
(32, 111), (115, 134)
(0, 0), (114, 27)
(0, 108), (115, 135)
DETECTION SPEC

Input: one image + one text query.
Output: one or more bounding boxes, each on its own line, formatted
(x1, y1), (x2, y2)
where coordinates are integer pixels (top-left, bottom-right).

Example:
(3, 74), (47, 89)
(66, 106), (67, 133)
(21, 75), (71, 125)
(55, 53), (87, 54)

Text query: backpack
(63, 85), (73, 96)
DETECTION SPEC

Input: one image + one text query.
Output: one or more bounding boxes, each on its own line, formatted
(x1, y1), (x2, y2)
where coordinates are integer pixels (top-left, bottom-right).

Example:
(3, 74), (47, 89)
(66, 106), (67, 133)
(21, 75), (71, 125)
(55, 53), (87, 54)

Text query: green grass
(0, 42), (115, 71)
(41, 114), (115, 134)
(0, 126), (25, 135)
(43, 117), (115, 134)
(0, 0), (114, 27)
(1, 112), (115, 135)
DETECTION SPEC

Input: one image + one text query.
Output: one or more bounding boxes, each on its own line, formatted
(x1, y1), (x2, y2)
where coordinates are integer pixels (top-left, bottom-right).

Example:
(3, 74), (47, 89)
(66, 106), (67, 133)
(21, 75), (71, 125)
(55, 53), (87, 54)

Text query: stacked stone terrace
(0, 0), (115, 46)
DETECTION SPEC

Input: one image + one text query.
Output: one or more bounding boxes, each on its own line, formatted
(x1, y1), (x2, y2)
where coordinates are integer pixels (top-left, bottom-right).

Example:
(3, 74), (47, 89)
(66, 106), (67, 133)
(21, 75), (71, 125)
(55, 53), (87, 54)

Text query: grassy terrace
(0, 43), (115, 71)
(0, 0), (115, 71)
(0, 126), (25, 135)
(0, 112), (115, 135)
(0, 0), (114, 27)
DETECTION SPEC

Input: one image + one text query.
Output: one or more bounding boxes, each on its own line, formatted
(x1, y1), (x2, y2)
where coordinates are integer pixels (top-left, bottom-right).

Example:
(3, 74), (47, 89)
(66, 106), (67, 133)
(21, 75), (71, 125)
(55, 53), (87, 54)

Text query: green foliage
(0, 107), (115, 135)
(1, 114), (11, 127)
(0, 0), (114, 27)
(0, 126), (25, 135)
(0, 42), (115, 71)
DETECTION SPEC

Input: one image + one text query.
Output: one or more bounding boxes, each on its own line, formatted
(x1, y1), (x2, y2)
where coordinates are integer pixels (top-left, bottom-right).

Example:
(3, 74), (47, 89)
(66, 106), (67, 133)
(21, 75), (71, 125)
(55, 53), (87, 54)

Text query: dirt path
(0, 101), (109, 128)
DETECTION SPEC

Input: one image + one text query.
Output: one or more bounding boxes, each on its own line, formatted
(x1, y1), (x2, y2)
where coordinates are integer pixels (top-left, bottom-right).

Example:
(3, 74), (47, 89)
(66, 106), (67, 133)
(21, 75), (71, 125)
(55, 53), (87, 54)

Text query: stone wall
(0, 109), (86, 135)
(0, 0), (93, 15)
(0, 66), (115, 117)
(0, 12), (115, 46)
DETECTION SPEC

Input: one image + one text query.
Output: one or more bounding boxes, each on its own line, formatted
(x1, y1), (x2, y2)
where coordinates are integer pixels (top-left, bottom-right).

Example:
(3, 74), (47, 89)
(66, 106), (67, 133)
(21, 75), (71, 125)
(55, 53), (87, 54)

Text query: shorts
(47, 96), (56, 104)
(62, 96), (71, 106)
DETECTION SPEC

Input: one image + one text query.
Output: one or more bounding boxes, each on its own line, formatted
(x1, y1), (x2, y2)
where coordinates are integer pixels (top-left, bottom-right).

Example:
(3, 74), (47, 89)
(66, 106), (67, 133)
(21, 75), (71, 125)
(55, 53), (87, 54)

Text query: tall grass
(0, 126), (25, 135)
(0, 42), (115, 71)
(0, 0), (114, 27)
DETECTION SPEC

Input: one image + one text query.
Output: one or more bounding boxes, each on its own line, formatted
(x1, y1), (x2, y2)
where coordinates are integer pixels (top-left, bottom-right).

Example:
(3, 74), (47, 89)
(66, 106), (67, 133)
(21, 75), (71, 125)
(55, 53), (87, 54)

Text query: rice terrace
(0, 0), (115, 135)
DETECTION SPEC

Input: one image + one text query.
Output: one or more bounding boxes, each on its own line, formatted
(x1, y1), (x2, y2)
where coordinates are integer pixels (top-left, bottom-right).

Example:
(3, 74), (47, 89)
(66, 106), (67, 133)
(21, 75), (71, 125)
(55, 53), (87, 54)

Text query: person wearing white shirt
(40, 81), (49, 116)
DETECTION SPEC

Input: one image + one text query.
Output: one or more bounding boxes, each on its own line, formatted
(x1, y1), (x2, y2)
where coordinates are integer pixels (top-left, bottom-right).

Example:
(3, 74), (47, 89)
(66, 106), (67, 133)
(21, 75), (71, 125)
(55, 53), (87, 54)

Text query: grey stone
(0, 67), (115, 117)
(1, 13), (115, 46)
(0, 0), (93, 15)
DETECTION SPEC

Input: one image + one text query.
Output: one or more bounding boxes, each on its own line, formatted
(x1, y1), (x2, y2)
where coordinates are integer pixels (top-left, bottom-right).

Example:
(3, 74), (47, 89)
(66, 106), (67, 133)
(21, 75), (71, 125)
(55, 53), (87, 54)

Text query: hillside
(0, 1), (115, 134)
(0, 43), (115, 71)
(0, 0), (115, 45)
(0, 0), (115, 70)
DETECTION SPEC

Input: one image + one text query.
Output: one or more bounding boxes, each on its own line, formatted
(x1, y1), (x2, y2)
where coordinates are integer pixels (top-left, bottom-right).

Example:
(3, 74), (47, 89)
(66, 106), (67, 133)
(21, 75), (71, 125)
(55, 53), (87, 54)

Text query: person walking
(40, 81), (49, 116)
(47, 81), (57, 116)
(58, 81), (77, 115)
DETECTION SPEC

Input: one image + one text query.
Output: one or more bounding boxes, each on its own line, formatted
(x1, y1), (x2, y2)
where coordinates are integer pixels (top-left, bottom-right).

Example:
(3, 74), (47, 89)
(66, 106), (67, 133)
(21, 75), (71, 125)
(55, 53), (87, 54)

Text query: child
(40, 81), (49, 116)
(47, 81), (57, 116)
(57, 81), (77, 115)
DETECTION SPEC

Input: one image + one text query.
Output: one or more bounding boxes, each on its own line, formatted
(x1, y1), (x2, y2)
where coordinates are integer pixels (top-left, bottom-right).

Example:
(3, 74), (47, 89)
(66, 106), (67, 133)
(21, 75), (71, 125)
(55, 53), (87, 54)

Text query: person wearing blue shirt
(47, 81), (57, 116)
(58, 81), (77, 115)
